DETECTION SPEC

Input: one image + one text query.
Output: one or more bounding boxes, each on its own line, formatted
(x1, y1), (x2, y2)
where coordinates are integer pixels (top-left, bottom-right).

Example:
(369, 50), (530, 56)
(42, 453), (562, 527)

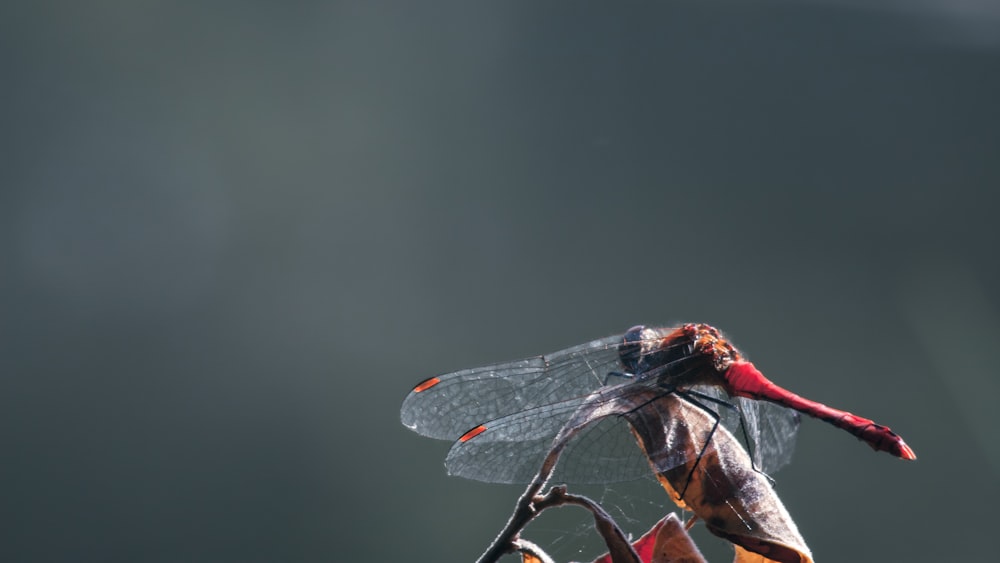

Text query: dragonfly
(400, 324), (916, 486)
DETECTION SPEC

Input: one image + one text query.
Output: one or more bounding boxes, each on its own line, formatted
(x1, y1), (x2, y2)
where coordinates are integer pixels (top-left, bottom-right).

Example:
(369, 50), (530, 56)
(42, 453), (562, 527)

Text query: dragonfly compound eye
(619, 325), (648, 373)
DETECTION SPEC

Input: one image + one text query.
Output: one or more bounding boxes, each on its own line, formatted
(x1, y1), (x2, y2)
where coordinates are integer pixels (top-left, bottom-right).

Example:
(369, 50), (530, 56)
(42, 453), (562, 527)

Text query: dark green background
(4, 1), (998, 561)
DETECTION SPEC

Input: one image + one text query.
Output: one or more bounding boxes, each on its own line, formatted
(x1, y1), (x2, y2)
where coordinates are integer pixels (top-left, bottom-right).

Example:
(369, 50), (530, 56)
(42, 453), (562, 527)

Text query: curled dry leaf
(622, 391), (813, 563)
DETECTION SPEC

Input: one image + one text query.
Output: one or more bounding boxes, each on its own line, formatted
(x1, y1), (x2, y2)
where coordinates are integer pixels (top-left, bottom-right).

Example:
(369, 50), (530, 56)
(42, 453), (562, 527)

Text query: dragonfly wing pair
(401, 332), (801, 484)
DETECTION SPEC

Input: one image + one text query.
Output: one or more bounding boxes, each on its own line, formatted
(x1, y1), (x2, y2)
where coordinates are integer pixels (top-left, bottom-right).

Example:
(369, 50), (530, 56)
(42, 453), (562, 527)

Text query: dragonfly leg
(683, 390), (775, 486)
(673, 391), (722, 502)
(603, 370), (634, 386)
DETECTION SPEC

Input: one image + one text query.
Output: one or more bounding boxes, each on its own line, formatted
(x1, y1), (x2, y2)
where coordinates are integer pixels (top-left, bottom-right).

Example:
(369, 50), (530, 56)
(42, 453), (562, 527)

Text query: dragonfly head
(620, 325), (655, 374)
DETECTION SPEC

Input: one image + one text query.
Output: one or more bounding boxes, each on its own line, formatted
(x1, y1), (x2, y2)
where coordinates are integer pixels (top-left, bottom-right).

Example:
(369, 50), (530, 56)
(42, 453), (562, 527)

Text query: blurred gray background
(3, 1), (999, 561)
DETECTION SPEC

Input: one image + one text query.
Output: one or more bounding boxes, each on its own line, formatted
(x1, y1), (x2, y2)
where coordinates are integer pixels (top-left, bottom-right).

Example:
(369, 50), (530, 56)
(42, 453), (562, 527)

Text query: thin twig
(533, 487), (641, 563)
(476, 387), (645, 563)
(476, 399), (584, 562)
(475, 458), (559, 561)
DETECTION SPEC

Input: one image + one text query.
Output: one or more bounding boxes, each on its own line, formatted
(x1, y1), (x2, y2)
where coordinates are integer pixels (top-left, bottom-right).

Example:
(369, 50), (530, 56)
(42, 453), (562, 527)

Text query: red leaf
(590, 514), (707, 563)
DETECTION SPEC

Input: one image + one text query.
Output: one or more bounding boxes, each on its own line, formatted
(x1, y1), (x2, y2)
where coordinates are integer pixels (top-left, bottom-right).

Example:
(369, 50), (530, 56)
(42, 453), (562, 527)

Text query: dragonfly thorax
(618, 324), (740, 388)
(682, 323), (743, 372)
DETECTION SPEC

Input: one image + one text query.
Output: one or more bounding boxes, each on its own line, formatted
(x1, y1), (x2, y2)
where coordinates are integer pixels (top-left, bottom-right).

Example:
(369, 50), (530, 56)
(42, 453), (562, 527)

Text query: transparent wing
(400, 334), (627, 440)
(740, 398), (800, 474)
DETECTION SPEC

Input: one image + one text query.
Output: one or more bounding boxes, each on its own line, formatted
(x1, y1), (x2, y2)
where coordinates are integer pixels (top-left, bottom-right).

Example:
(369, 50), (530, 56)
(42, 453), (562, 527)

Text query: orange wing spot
(412, 377), (441, 393)
(459, 425), (487, 442)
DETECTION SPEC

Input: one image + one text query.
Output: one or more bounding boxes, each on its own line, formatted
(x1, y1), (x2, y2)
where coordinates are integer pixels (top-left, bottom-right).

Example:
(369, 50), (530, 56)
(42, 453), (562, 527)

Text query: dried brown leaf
(623, 392), (813, 563)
